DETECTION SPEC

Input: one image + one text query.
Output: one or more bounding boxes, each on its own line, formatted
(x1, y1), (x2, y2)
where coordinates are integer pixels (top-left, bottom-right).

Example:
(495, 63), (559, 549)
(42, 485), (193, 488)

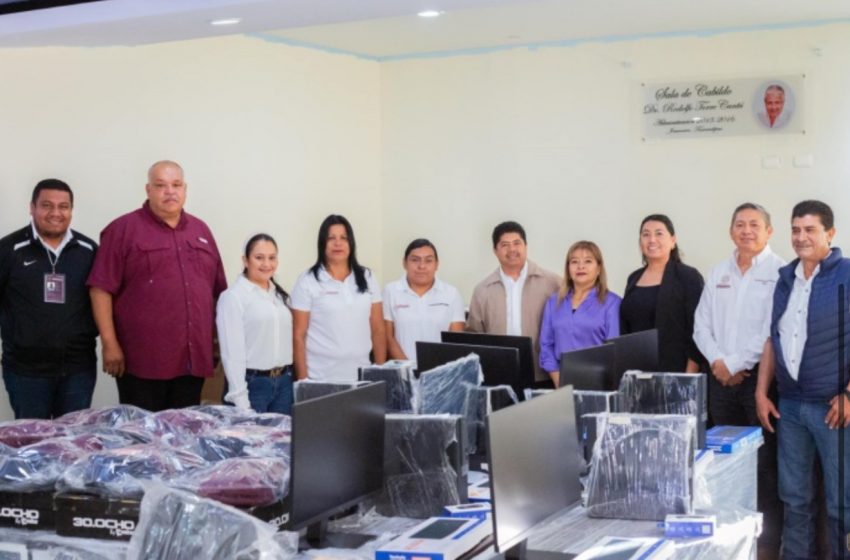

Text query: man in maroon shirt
(87, 161), (227, 411)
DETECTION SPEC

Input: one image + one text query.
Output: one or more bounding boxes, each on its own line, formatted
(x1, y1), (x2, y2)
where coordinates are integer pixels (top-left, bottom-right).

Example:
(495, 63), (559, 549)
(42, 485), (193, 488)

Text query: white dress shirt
(382, 275), (466, 361)
(778, 261), (820, 381)
(291, 266), (381, 382)
(500, 262), (528, 336)
(693, 245), (785, 375)
(216, 274), (294, 410)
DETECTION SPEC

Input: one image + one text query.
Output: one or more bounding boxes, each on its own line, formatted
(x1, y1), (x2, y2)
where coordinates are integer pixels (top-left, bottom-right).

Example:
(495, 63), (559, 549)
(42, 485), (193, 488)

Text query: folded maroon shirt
(192, 457), (288, 507)
(0, 420), (70, 448)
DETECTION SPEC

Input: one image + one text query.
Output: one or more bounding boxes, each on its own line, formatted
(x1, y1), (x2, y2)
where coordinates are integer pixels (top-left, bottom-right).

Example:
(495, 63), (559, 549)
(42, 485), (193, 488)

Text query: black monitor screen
(441, 332), (534, 396)
(416, 341), (521, 397)
(607, 329), (659, 383)
(486, 386), (582, 556)
(559, 343), (616, 391)
(289, 383), (386, 530)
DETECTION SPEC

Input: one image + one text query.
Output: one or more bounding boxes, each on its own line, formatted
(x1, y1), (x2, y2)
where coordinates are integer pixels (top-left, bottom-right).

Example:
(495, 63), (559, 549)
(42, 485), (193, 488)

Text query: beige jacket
(466, 260), (560, 382)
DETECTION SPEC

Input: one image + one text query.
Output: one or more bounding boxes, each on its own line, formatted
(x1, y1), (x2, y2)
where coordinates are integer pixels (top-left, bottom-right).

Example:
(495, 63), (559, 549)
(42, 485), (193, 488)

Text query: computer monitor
(416, 341), (522, 398)
(440, 332), (535, 398)
(607, 329), (659, 384)
(558, 343), (616, 391)
(486, 385), (583, 559)
(288, 382), (386, 549)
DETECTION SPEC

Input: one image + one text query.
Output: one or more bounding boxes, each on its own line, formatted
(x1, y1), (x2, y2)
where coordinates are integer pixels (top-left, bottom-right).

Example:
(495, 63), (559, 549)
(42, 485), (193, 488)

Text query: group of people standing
(0, 159), (847, 559)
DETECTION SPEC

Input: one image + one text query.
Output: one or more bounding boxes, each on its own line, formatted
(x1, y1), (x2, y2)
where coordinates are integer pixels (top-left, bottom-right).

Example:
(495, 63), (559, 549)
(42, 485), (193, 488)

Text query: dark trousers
(708, 369), (783, 554)
(116, 373), (205, 412)
(2, 367), (96, 419)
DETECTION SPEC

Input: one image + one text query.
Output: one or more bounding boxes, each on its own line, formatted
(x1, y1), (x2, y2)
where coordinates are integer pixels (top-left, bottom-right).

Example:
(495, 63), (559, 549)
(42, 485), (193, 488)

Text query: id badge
(44, 273), (66, 304)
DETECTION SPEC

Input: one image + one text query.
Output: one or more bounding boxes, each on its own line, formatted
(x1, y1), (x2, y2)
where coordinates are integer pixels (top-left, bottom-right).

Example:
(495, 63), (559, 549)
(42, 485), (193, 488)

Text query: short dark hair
(31, 179), (73, 206)
(792, 200), (834, 230)
(491, 221), (527, 249)
(404, 238), (438, 261)
(309, 214), (369, 293)
(731, 202), (771, 228)
(639, 213), (681, 264)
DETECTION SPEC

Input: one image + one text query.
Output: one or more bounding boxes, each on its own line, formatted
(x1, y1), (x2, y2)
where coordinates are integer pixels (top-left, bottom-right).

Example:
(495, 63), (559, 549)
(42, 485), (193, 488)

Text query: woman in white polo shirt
(383, 239), (466, 362)
(216, 233), (294, 413)
(291, 215), (386, 382)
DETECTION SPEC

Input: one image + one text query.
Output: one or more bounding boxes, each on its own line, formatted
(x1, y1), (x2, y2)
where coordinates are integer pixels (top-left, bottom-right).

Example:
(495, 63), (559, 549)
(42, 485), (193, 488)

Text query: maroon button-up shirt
(87, 202), (227, 380)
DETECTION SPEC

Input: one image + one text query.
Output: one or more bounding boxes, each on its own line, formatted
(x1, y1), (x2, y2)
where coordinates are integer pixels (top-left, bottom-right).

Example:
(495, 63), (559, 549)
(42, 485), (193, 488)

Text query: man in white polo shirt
(693, 202), (786, 558)
(384, 239), (466, 362)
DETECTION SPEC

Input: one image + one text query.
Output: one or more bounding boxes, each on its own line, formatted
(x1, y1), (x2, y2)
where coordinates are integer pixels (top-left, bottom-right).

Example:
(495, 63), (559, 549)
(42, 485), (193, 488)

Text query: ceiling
(0, 0), (849, 57)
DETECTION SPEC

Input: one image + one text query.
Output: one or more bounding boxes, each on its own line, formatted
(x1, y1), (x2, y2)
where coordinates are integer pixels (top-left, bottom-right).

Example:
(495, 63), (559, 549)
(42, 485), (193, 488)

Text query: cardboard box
(664, 514), (716, 538)
(442, 502), (491, 521)
(375, 516), (491, 560)
(0, 489), (56, 531)
(705, 426), (763, 454)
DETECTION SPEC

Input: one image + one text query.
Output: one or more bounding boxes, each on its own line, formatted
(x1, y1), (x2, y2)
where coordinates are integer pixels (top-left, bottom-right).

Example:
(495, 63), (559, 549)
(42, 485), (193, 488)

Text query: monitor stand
(299, 519), (375, 550)
(503, 539), (576, 560)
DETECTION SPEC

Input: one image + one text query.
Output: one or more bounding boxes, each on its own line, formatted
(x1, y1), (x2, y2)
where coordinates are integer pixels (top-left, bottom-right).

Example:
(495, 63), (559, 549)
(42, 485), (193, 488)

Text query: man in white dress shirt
(694, 202), (785, 557)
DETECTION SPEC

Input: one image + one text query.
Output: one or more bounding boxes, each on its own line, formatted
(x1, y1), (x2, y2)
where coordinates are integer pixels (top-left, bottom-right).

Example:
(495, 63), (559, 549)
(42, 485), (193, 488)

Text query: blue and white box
(705, 426), (763, 454)
(664, 514), (716, 538)
(375, 516), (492, 560)
(442, 502), (491, 521)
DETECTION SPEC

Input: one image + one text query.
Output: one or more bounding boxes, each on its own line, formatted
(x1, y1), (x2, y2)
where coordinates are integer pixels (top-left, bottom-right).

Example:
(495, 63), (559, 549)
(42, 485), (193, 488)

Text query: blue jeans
(778, 398), (850, 560)
(2, 367), (96, 419)
(246, 371), (293, 415)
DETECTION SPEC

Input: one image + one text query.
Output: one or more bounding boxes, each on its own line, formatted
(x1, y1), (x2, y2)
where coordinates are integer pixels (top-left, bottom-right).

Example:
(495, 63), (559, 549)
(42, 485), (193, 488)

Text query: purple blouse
(538, 287), (622, 372)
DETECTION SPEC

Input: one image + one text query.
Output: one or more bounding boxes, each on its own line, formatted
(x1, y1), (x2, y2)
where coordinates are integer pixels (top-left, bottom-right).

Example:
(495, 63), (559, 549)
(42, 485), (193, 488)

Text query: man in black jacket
(0, 179), (98, 419)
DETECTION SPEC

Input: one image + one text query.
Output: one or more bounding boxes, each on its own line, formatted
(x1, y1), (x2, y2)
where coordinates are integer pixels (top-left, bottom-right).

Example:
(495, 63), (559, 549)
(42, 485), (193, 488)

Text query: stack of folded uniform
(58, 444), (208, 498)
(585, 413), (695, 521)
(173, 457), (289, 508)
(194, 425), (291, 462)
(117, 409), (221, 448)
(0, 420), (71, 448)
(233, 412), (292, 431)
(56, 405), (150, 428)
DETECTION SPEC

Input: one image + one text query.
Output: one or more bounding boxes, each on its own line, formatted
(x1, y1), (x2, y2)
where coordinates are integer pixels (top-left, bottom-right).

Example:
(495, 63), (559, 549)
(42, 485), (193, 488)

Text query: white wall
(0, 35), (382, 417)
(380, 24), (850, 296)
(1, 23), (849, 420)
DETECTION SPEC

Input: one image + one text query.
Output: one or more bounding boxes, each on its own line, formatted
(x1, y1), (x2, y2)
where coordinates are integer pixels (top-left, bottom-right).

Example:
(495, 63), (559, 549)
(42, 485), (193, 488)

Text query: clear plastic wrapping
(417, 354), (482, 454)
(171, 457), (289, 507)
(473, 385), (519, 458)
(695, 442), (761, 511)
(0, 528), (130, 559)
(126, 483), (295, 560)
(574, 390), (624, 464)
(56, 405), (151, 428)
(618, 371), (707, 448)
(0, 419), (71, 447)
(194, 425), (291, 462)
(117, 409), (221, 447)
(585, 413), (695, 521)
(0, 437), (93, 491)
(374, 414), (467, 518)
(359, 361), (416, 413)
(234, 413), (292, 431)
(58, 444), (207, 498)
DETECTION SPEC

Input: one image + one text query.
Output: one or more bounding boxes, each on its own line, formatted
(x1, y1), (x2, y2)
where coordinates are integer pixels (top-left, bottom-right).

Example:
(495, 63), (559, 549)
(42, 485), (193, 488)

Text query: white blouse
(216, 274), (293, 409)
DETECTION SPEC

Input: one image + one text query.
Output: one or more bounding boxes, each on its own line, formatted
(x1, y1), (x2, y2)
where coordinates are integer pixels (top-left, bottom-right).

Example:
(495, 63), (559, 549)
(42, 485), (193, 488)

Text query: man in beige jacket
(467, 221), (560, 385)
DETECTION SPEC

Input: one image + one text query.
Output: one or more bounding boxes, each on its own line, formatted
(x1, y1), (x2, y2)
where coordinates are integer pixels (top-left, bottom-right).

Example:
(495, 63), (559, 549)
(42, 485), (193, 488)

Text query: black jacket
(0, 225), (98, 375)
(622, 259), (705, 372)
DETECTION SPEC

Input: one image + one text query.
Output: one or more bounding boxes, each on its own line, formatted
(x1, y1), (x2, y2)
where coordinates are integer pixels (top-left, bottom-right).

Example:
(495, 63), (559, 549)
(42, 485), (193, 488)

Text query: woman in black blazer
(620, 214), (705, 372)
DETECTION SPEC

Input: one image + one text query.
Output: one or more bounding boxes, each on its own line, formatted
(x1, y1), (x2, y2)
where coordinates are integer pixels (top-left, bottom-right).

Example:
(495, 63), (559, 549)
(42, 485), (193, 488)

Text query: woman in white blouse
(291, 215), (386, 382)
(216, 233), (294, 413)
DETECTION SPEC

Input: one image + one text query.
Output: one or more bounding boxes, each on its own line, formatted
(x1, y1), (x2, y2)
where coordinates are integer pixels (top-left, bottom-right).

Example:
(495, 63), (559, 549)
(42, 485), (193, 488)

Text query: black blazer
(622, 259), (705, 372)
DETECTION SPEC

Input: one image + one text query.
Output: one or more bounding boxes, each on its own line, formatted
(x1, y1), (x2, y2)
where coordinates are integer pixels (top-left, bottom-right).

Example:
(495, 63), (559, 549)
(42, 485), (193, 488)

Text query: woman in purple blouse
(539, 241), (621, 387)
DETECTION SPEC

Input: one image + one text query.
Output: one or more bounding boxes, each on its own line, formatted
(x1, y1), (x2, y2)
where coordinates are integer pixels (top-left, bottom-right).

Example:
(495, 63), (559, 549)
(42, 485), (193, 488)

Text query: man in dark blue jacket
(756, 199), (850, 560)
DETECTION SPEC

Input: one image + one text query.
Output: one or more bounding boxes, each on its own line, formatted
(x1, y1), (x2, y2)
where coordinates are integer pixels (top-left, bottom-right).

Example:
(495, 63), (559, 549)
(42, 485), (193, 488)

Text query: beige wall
(1, 23), (849, 419)
(380, 24), (850, 295)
